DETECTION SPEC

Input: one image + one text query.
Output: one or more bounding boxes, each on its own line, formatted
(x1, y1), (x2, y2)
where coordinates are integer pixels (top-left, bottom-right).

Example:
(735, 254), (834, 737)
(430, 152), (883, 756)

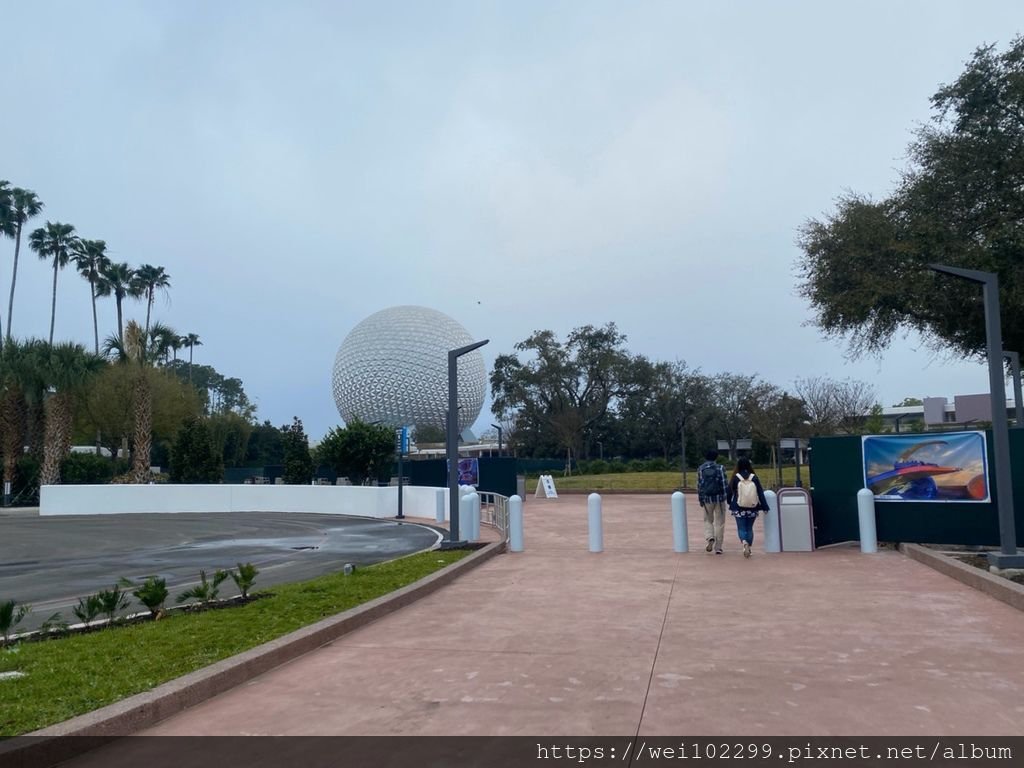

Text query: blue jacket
(727, 471), (769, 517)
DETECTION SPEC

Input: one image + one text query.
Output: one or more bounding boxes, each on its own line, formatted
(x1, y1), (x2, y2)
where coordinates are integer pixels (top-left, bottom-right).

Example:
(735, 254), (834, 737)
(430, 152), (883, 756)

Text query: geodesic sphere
(332, 306), (486, 433)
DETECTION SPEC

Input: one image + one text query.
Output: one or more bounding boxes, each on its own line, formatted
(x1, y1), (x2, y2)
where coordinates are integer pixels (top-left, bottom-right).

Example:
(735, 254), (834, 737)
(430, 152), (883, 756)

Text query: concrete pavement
(112, 494), (1024, 735)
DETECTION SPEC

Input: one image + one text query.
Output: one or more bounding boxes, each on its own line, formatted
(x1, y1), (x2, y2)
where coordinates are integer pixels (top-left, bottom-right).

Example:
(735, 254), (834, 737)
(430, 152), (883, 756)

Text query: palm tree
(72, 239), (112, 355)
(3, 187), (44, 344)
(39, 343), (105, 485)
(104, 320), (160, 483)
(28, 222), (77, 345)
(99, 262), (139, 343)
(0, 339), (49, 486)
(147, 322), (178, 365)
(183, 333), (202, 383)
(132, 264), (171, 336)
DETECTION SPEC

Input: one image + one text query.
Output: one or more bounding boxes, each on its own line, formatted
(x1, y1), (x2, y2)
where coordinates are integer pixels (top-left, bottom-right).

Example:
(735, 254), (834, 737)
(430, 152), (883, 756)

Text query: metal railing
(476, 491), (510, 541)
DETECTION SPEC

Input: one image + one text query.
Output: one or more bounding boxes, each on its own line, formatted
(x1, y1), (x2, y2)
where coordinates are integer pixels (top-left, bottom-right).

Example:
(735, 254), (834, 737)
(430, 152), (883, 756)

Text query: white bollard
(435, 489), (446, 523)
(762, 490), (781, 553)
(469, 492), (481, 542)
(671, 491), (688, 553)
(588, 493), (603, 553)
(509, 495), (524, 552)
(857, 488), (878, 553)
(459, 492), (473, 543)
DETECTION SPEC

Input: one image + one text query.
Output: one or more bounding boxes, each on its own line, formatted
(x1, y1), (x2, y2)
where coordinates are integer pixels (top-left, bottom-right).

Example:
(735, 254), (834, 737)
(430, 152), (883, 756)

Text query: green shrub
(96, 586), (131, 624)
(0, 599), (30, 644)
(13, 455), (40, 502)
(72, 595), (102, 627)
(60, 453), (129, 484)
(605, 460), (627, 473)
(646, 457), (671, 472)
(170, 418), (224, 483)
(124, 576), (169, 618)
(627, 459), (647, 473)
(177, 569), (231, 606)
(230, 562), (259, 599)
(587, 459), (608, 475)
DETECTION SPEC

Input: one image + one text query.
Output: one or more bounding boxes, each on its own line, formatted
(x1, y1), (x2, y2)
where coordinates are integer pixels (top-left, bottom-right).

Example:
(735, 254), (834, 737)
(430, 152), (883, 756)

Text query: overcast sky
(3, 1), (1021, 440)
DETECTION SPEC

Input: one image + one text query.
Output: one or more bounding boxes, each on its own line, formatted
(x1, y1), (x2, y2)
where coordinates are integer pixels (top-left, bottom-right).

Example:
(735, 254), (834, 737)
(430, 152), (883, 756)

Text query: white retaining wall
(40, 484), (450, 519)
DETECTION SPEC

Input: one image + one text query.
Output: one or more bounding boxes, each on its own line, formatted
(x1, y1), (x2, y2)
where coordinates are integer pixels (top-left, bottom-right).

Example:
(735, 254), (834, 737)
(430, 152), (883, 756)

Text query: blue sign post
(395, 426), (409, 519)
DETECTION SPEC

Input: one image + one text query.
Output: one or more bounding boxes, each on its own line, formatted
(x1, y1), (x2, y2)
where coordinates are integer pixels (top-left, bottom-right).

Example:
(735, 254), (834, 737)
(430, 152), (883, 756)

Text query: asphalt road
(0, 511), (442, 631)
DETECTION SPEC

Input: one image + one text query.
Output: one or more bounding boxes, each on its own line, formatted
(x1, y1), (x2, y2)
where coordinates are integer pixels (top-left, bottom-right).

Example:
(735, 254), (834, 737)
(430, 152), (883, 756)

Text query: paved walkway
(135, 494), (1023, 736)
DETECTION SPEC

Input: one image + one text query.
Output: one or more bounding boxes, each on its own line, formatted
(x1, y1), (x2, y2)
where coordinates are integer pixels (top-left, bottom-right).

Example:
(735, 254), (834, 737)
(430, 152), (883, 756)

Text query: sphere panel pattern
(332, 306), (486, 433)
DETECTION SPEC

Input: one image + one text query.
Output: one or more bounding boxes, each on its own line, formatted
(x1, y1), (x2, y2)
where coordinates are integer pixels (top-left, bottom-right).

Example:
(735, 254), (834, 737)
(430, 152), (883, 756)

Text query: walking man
(697, 449), (728, 554)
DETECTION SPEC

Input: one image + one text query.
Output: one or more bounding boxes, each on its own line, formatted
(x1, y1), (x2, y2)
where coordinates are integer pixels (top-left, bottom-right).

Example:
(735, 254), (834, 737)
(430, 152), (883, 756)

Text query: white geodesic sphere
(332, 306), (486, 432)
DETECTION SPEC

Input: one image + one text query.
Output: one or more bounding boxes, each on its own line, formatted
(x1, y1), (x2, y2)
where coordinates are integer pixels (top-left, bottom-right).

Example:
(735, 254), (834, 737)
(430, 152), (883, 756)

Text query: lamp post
(444, 339), (489, 548)
(930, 264), (1021, 567)
(491, 423), (503, 456)
(1004, 351), (1023, 428)
(597, 441), (604, 460)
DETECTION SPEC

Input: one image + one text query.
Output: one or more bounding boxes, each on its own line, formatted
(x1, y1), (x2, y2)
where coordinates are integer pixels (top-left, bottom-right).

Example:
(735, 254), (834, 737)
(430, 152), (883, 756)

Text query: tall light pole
(1004, 351), (1023, 428)
(491, 423), (503, 456)
(444, 339), (489, 548)
(930, 265), (1021, 567)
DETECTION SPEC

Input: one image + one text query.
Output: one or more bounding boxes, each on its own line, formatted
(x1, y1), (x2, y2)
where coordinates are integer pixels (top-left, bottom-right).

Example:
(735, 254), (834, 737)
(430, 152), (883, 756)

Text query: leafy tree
(208, 412), (253, 467)
(316, 420), (395, 487)
(710, 373), (770, 459)
(798, 36), (1024, 361)
(39, 343), (105, 485)
(2, 186), (44, 343)
(170, 417), (224, 483)
(76, 362), (202, 464)
(281, 417), (313, 484)
(245, 420), (285, 466)
(72, 239), (111, 355)
(28, 222), (78, 345)
(491, 323), (637, 471)
(164, 360), (254, 419)
(864, 404), (888, 434)
(894, 397), (923, 407)
(746, 387), (809, 486)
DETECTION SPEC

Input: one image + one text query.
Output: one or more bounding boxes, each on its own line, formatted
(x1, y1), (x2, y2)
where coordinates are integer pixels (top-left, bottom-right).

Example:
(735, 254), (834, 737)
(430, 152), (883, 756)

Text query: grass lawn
(526, 466), (810, 492)
(0, 549), (469, 737)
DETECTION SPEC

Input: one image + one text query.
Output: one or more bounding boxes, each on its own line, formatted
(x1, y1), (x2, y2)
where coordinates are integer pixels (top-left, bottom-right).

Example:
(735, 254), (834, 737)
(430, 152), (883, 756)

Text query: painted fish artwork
(862, 432), (989, 502)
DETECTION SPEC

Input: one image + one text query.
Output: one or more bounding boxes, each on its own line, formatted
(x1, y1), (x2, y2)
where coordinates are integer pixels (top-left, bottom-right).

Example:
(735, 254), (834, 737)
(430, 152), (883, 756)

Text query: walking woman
(727, 457), (770, 558)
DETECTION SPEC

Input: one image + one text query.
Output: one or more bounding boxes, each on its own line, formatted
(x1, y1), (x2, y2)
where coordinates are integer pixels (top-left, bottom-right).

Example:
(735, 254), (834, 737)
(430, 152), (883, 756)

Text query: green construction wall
(809, 430), (1024, 546)
(405, 457), (518, 497)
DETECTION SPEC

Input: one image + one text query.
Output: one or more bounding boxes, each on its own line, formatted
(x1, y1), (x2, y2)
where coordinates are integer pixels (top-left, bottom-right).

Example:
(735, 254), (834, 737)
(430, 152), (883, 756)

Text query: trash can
(776, 487), (815, 551)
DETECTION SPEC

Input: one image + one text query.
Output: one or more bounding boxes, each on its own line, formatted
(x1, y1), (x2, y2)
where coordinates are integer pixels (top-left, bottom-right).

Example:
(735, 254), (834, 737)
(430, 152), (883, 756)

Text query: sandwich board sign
(534, 474), (558, 498)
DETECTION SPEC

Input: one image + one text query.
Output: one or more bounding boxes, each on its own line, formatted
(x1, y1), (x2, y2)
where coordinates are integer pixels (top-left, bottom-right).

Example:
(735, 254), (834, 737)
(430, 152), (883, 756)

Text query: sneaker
(706, 538), (715, 552)
(715, 549), (723, 555)
(743, 542), (751, 558)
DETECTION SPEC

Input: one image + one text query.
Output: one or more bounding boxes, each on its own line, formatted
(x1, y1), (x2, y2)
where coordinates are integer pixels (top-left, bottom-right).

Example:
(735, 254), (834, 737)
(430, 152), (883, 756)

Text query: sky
(3, 1), (1021, 441)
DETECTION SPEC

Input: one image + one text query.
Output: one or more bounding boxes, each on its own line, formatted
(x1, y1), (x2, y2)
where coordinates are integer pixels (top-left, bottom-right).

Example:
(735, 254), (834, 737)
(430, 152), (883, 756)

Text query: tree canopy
(797, 36), (1024, 361)
(317, 420), (395, 487)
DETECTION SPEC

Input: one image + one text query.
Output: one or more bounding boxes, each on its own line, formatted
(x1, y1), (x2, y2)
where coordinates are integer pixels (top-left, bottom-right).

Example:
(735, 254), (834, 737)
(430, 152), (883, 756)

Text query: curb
(901, 543), (1024, 612)
(0, 541), (505, 767)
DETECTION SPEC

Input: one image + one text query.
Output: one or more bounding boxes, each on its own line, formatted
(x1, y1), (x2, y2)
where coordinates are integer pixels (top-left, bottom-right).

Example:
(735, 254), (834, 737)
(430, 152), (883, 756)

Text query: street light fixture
(444, 339), (489, 548)
(491, 423), (503, 456)
(930, 264), (1021, 568)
